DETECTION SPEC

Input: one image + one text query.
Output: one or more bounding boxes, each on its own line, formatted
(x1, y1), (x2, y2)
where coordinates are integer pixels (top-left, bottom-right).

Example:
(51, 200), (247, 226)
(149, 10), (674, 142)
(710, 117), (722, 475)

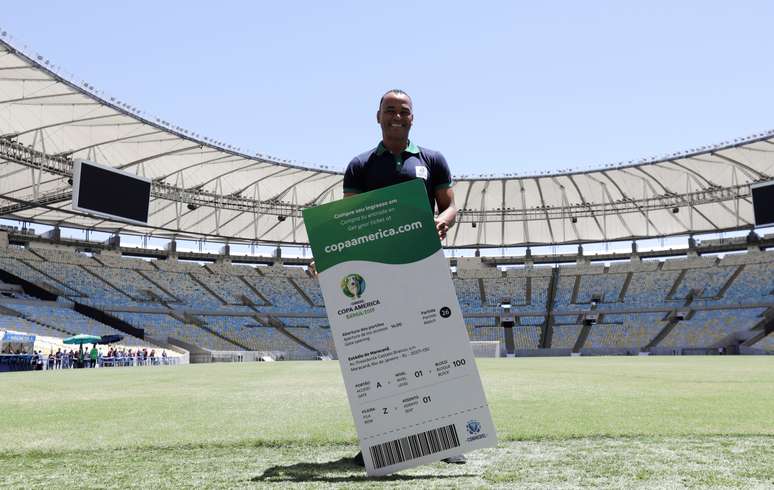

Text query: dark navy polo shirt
(343, 141), (453, 211)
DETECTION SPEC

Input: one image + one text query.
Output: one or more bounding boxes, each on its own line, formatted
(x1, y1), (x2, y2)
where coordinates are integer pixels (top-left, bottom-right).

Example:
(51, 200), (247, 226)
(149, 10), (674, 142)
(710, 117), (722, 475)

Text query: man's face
(377, 92), (413, 139)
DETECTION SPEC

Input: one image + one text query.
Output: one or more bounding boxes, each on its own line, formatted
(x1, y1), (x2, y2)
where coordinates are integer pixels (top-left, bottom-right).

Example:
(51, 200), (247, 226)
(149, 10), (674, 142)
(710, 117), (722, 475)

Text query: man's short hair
(379, 89), (412, 109)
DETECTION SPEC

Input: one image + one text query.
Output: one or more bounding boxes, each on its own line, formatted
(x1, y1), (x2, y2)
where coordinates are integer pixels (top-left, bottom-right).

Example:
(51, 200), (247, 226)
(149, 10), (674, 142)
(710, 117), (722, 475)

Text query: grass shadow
(252, 457), (474, 483)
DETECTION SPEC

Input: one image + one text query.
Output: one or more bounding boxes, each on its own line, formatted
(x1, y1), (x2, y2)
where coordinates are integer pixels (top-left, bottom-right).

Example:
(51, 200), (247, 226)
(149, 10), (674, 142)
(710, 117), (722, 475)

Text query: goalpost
(470, 341), (503, 358)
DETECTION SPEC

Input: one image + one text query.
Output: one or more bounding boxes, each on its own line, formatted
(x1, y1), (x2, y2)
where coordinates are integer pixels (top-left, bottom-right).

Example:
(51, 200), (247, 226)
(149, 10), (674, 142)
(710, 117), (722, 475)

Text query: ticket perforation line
(362, 404), (489, 441)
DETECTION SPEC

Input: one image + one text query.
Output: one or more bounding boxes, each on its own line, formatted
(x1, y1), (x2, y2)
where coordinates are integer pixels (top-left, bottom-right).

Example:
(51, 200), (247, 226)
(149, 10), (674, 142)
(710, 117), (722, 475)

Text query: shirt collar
(376, 140), (419, 156)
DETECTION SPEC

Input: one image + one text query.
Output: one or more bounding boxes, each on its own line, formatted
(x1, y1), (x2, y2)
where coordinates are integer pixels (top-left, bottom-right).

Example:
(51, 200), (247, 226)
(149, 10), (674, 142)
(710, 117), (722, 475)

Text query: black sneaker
(442, 454), (467, 464)
(352, 451), (365, 467)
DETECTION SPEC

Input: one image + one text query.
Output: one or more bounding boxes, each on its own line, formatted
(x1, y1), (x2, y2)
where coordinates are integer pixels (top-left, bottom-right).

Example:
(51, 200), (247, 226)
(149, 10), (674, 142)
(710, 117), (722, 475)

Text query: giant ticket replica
(303, 179), (496, 476)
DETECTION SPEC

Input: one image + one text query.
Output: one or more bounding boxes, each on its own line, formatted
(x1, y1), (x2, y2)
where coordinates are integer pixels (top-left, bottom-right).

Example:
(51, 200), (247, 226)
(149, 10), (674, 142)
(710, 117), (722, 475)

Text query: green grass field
(2, 357), (773, 489)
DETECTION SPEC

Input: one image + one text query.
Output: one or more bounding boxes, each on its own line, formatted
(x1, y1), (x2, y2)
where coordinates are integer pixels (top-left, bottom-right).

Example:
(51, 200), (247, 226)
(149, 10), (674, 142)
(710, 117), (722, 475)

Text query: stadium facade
(0, 34), (772, 367)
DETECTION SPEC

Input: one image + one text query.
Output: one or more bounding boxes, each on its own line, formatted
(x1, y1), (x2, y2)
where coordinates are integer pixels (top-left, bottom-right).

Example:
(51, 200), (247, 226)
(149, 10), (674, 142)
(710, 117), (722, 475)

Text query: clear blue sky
(3, 2), (774, 178)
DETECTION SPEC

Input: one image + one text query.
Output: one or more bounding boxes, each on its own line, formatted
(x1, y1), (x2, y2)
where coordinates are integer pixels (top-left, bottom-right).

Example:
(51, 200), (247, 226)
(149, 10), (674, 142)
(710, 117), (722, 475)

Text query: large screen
(72, 160), (151, 225)
(751, 181), (774, 227)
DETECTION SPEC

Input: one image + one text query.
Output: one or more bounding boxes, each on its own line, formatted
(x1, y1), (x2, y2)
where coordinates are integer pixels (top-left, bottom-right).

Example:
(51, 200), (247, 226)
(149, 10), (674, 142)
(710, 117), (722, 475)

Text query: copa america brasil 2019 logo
(341, 273), (366, 299)
(336, 274), (379, 319)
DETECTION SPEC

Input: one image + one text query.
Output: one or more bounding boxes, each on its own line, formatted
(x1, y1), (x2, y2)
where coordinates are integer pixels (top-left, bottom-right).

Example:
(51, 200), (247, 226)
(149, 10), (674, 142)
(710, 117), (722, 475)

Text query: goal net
(470, 341), (503, 358)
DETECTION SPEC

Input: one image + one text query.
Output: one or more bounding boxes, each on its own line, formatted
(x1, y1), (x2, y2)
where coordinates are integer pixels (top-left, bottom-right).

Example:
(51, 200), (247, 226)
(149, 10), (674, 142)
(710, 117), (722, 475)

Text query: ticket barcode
(368, 423), (461, 469)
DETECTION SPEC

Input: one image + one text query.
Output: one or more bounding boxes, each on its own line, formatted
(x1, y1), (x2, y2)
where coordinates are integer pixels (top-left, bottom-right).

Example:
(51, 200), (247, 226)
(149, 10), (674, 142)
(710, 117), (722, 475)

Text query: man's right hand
(309, 260), (317, 277)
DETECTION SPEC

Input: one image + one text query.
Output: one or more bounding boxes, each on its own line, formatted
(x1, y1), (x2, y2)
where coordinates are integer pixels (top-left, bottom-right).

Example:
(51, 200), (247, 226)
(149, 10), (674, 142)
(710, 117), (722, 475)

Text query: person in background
(90, 344), (98, 368)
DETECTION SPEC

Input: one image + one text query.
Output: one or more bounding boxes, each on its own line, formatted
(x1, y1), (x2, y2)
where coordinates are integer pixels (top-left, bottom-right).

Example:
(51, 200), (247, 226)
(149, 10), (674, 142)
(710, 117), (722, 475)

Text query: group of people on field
(31, 346), (168, 370)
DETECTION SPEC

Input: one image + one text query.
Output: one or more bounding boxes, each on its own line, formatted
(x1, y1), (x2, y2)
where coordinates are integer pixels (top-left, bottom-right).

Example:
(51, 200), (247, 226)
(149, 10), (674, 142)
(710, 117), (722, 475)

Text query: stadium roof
(1, 35), (773, 248)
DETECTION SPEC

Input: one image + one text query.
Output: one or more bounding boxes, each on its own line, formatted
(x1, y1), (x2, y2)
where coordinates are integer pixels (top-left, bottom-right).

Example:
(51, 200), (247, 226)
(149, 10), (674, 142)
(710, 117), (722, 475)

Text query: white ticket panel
(303, 180), (496, 476)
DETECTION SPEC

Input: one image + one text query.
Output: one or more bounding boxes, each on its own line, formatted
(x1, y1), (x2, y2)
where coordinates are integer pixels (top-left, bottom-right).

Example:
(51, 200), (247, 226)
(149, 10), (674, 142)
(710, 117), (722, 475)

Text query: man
(342, 89), (457, 241)
(90, 345), (99, 368)
(343, 89), (464, 466)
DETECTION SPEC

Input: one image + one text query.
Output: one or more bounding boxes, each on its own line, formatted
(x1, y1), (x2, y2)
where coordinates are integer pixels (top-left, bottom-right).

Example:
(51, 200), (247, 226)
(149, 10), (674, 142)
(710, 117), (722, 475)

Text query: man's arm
(434, 187), (457, 240)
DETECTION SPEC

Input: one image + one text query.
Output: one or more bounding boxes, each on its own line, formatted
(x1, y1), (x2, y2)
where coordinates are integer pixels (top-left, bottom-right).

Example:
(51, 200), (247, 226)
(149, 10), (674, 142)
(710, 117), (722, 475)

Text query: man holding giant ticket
(303, 177), (497, 476)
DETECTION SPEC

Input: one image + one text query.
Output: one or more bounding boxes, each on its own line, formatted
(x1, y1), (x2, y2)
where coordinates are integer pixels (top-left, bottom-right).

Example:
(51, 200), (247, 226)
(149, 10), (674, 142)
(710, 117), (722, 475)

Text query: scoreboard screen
(72, 160), (151, 225)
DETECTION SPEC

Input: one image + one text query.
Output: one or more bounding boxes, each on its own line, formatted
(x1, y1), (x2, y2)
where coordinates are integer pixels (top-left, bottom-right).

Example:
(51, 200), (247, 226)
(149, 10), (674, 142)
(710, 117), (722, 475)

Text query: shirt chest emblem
(415, 165), (428, 180)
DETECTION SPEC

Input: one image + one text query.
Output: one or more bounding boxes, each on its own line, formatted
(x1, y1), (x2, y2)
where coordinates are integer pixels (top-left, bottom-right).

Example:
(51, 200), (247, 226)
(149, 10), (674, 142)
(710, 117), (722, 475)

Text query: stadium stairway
(5, 304), (74, 337)
(162, 336), (212, 363)
(570, 276), (581, 304)
(80, 265), (134, 301)
(618, 272), (633, 302)
(136, 271), (181, 302)
(287, 278), (316, 307)
(478, 279), (487, 305)
(200, 322), (252, 351)
(190, 273), (230, 305)
(541, 269), (559, 348)
(715, 265), (745, 299)
(23, 260), (88, 297)
(666, 269), (687, 300)
(73, 302), (146, 340)
(742, 309), (774, 348)
(573, 304), (596, 353)
(238, 277), (270, 306)
(526, 277), (532, 305)
(258, 314), (321, 355)
(644, 314), (681, 352)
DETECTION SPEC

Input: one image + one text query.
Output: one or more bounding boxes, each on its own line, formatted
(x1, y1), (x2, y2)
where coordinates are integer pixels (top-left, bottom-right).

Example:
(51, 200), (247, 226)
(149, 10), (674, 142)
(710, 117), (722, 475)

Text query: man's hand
(308, 260), (317, 277)
(434, 187), (456, 241)
(435, 218), (450, 240)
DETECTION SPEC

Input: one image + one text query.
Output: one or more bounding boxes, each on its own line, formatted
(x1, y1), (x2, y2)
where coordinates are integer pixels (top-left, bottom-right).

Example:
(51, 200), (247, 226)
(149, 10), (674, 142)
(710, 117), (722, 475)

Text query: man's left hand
(435, 218), (450, 240)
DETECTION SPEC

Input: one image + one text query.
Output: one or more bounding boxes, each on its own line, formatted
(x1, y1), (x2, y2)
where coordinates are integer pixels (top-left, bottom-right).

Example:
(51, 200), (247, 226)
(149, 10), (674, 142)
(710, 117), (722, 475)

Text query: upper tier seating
(192, 272), (267, 305)
(32, 261), (134, 305)
(553, 275), (576, 307)
(716, 263), (774, 306)
(482, 277), (528, 306)
(0, 257), (80, 295)
(31, 247), (98, 266)
(623, 270), (681, 307)
(242, 276), (314, 312)
(152, 260), (204, 273)
(95, 253), (155, 270)
(576, 273), (627, 304)
(141, 270), (224, 309)
(205, 262), (260, 276)
(673, 266), (736, 299)
(292, 278), (325, 307)
(0, 245), (42, 261)
(454, 278), (483, 310)
(86, 266), (176, 302)
(530, 276), (552, 308)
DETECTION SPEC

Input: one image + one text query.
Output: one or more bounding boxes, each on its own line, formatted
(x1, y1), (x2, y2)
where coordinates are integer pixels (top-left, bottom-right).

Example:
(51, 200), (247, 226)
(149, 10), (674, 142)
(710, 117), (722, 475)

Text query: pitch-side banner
(303, 179), (496, 476)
